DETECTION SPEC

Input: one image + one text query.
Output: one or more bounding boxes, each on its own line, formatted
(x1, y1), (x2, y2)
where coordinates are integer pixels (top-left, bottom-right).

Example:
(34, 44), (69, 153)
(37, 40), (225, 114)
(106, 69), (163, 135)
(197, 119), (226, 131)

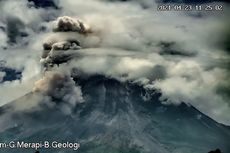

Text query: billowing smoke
(53, 16), (91, 33)
(33, 71), (84, 114)
(40, 16), (92, 67)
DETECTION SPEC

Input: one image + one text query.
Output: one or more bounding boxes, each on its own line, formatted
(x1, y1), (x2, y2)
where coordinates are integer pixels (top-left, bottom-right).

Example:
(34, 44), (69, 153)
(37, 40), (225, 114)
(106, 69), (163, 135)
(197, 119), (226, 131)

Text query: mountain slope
(0, 75), (229, 153)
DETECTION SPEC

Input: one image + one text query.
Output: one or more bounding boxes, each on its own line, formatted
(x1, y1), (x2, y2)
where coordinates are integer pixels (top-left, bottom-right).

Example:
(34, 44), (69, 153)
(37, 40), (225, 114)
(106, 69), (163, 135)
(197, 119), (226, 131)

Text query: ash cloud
(53, 16), (91, 33)
(33, 71), (84, 114)
(40, 16), (90, 67)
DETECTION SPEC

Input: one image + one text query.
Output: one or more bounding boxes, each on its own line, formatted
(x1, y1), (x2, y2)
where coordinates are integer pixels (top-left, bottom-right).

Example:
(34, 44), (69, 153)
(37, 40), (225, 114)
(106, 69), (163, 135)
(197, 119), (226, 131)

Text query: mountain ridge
(0, 75), (229, 153)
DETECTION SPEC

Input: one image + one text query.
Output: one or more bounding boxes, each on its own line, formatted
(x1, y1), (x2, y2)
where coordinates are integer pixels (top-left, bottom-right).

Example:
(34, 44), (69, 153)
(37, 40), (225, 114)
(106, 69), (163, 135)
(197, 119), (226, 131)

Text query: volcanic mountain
(0, 75), (229, 153)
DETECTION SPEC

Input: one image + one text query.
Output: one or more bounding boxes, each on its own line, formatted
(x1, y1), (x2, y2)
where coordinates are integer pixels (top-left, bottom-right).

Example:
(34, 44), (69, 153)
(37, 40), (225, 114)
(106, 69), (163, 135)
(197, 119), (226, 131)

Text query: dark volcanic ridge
(0, 75), (230, 153)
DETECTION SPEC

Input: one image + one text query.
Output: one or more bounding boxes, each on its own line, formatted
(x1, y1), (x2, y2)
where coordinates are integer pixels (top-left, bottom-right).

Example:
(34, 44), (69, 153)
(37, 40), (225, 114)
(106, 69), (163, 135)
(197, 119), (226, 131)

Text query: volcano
(0, 75), (229, 153)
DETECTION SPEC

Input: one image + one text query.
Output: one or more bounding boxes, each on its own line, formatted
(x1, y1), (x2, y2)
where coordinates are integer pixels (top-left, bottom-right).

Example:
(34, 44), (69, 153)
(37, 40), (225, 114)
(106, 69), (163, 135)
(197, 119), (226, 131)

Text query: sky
(0, 0), (229, 125)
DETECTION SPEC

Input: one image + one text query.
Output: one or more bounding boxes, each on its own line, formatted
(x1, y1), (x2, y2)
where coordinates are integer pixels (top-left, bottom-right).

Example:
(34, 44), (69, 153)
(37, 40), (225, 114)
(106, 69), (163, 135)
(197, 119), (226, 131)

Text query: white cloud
(50, 0), (230, 124)
(0, 29), (7, 47)
(0, 71), (6, 82)
(0, 0), (229, 125)
(0, 55), (41, 106)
